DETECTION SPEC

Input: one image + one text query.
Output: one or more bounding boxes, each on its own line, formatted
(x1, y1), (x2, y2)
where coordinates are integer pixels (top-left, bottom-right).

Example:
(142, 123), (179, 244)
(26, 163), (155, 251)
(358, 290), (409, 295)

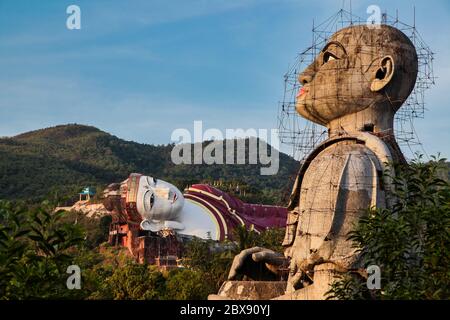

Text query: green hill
(0, 124), (299, 205)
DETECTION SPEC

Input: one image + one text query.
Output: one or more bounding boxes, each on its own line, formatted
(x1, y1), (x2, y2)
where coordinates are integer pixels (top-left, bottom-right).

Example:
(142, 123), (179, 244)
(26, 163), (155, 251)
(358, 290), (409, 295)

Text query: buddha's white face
(136, 176), (184, 222)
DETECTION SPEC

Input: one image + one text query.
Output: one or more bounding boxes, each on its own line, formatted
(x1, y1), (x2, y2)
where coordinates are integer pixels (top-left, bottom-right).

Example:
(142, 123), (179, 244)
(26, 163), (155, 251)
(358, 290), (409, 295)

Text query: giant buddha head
(135, 176), (185, 227)
(296, 25), (418, 136)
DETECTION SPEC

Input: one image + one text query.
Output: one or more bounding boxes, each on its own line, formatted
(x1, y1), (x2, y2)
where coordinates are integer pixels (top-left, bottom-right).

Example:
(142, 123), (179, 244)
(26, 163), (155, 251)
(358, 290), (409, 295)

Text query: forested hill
(0, 124), (299, 205)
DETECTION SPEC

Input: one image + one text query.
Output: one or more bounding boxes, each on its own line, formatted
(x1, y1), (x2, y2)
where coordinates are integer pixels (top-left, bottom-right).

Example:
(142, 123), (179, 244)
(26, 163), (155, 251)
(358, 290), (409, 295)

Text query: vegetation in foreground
(0, 200), (284, 300)
(328, 156), (450, 300)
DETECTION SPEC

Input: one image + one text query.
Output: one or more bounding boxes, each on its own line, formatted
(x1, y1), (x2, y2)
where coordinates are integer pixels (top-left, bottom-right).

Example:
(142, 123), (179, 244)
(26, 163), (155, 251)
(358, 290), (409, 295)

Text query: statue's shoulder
(312, 132), (393, 164)
(287, 133), (393, 210)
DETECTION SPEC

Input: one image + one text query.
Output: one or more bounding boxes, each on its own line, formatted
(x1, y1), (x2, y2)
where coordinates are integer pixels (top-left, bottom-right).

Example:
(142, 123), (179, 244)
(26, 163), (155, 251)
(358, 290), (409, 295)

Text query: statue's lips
(297, 86), (308, 98)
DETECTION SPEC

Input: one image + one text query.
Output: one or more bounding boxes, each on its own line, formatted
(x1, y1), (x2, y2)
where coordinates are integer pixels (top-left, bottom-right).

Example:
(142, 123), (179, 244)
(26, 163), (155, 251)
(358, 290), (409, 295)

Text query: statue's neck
(327, 104), (395, 138)
(324, 104), (407, 164)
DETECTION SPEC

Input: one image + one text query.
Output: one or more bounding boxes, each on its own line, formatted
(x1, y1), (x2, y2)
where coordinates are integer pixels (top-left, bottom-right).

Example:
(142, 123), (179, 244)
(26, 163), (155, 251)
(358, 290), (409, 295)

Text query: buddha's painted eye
(144, 191), (155, 212)
(323, 51), (338, 64)
(150, 193), (155, 207)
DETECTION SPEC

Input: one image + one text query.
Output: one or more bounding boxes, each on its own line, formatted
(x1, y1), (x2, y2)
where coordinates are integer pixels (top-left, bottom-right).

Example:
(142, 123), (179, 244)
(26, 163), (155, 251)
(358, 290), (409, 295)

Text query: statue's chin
(295, 101), (307, 117)
(140, 219), (185, 232)
(140, 219), (161, 232)
(296, 102), (327, 126)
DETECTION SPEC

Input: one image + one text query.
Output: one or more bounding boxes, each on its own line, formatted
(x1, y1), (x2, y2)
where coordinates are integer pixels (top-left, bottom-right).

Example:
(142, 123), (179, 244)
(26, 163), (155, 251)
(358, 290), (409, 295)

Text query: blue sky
(0, 0), (449, 159)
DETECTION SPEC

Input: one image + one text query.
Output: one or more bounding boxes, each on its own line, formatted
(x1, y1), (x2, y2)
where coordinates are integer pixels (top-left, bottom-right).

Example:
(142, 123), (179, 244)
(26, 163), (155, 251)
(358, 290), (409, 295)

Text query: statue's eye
(144, 191), (155, 212)
(323, 52), (338, 64)
(150, 193), (155, 207)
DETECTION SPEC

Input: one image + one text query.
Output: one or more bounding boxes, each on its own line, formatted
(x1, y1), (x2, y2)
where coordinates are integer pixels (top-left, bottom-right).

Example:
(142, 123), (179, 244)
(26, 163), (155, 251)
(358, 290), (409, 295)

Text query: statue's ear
(370, 55), (395, 92)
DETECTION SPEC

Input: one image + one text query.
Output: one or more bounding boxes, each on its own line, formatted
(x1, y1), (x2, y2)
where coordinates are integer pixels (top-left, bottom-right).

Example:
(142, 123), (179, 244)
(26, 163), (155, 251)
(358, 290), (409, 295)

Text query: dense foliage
(327, 156), (450, 300)
(0, 124), (298, 205)
(0, 201), (85, 299)
(0, 200), (285, 300)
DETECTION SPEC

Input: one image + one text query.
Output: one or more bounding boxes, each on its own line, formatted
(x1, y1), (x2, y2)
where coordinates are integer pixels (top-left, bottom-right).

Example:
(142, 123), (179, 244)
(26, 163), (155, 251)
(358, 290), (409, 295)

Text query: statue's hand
(287, 253), (325, 290)
(228, 247), (288, 281)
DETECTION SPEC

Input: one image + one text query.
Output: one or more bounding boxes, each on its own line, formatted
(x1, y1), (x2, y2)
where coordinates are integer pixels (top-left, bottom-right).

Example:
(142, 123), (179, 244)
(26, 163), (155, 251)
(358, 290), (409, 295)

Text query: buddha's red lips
(297, 86), (307, 98)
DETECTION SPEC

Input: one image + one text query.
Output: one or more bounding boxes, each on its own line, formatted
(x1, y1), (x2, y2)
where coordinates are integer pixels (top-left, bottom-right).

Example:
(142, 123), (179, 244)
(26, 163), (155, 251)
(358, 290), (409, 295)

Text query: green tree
(256, 228), (285, 253)
(183, 237), (213, 273)
(165, 268), (213, 300)
(59, 211), (111, 249)
(0, 201), (85, 299)
(233, 225), (259, 252)
(327, 156), (450, 300)
(103, 263), (166, 300)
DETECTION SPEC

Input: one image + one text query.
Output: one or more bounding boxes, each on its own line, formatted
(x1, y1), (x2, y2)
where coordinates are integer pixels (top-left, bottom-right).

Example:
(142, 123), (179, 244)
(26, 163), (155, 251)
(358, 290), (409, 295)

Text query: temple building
(79, 186), (96, 202)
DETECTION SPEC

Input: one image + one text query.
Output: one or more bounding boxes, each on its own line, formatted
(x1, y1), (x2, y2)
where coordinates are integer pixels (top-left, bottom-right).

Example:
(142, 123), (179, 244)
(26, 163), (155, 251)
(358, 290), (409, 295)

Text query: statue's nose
(298, 62), (316, 85)
(299, 71), (313, 85)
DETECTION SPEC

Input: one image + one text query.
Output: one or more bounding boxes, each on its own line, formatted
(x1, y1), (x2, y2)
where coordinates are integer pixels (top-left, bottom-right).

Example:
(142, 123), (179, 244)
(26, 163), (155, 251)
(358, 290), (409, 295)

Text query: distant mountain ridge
(0, 124), (299, 205)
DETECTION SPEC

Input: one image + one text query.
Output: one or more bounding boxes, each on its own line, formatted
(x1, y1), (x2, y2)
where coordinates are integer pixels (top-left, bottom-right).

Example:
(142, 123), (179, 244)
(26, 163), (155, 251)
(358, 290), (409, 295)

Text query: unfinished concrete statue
(210, 24), (418, 300)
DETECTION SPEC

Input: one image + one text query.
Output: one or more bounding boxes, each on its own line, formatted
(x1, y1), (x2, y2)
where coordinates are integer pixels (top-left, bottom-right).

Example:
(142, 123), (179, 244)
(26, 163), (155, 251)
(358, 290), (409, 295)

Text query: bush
(103, 263), (166, 300)
(59, 211), (111, 249)
(327, 156), (450, 300)
(165, 269), (213, 300)
(0, 201), (85, 299)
